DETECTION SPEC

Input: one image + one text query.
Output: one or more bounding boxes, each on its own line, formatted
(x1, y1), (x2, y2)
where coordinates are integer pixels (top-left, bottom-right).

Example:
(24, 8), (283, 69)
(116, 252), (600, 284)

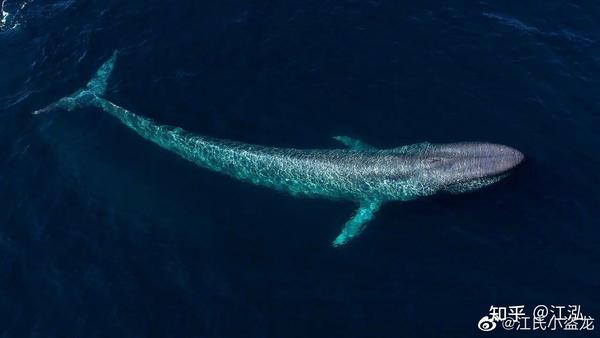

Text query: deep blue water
(1, 1), (600, 337)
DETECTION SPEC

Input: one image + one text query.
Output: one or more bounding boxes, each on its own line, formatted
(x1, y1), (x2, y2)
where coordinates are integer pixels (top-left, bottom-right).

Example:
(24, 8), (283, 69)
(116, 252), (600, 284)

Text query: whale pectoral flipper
(332, 135), (376, 150)
(332, 200), (382, 247)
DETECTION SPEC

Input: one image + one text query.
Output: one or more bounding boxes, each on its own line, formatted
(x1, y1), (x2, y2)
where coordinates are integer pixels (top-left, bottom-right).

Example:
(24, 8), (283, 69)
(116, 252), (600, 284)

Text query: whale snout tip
(489, 144), (524, 175)
(507, 146), (525, 168)
(461, 143), (525, 176)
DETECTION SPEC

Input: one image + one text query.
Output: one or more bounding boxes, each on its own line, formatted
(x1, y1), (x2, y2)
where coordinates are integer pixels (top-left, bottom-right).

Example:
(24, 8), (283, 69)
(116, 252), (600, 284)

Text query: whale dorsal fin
(332, 200), (382, 247)
(333, 135), (377, 150)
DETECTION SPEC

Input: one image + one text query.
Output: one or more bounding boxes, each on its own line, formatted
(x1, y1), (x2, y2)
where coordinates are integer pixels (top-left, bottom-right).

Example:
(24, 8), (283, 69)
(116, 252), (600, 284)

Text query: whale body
(36, 52), (524, 246)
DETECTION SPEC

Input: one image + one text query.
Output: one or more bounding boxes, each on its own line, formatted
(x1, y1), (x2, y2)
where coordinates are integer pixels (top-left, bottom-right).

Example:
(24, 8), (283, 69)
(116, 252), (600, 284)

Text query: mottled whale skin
(36, 52), (524, 246)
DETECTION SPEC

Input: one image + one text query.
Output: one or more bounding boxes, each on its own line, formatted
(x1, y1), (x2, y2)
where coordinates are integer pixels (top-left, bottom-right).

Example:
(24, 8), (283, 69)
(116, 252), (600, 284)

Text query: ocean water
(1, 1), (599, 337)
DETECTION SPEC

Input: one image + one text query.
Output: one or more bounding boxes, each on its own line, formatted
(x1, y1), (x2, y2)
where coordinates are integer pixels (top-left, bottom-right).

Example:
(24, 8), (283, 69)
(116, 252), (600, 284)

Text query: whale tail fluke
(33, 50), (118, 115)
(85, 50), (118, 96)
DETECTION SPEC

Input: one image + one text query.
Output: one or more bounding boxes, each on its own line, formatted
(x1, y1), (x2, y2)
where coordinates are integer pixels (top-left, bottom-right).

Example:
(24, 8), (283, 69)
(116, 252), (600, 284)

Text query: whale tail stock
(33, 50), (118, 115)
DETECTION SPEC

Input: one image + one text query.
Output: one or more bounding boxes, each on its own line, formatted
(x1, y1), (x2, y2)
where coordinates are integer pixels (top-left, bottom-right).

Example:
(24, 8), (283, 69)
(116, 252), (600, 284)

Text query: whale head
(412, 142), (524, 194)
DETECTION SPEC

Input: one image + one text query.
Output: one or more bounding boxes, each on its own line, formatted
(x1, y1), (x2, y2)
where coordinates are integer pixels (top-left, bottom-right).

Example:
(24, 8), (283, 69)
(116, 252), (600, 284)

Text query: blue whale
(36, 52), (524, 246)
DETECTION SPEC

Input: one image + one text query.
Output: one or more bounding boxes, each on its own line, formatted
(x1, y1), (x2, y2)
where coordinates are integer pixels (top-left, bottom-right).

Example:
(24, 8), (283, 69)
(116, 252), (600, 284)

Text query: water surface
(1, 1), (599, 337)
